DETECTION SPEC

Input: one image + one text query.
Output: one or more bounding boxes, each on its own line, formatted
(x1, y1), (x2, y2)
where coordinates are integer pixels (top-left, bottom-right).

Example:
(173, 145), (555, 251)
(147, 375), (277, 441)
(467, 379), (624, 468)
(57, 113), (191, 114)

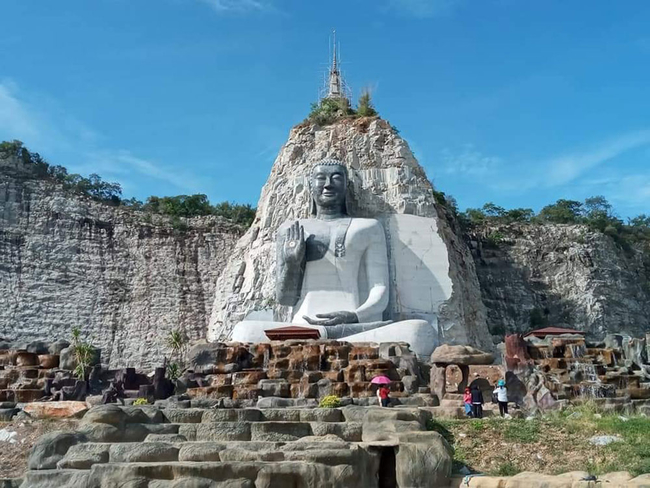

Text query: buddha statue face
(309, 161), (348, 215)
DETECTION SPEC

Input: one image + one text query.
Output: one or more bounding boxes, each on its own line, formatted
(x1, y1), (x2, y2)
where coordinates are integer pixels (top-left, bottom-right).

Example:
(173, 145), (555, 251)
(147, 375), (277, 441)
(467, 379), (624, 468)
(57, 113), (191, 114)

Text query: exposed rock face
(208, 118), (493, 351)
(0, 154), (242, 368)
(471, 224), (650, 340)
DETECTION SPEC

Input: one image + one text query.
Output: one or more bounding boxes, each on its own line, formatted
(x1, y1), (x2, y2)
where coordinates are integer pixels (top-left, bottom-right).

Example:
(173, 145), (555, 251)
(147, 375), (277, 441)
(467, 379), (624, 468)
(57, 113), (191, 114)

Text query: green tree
(538, 199), (583, 224)
(629, 214), (650, 229)
(504, 208), (534, 223)
(482, 202), (506, 218)
(356, 90), (378, 117)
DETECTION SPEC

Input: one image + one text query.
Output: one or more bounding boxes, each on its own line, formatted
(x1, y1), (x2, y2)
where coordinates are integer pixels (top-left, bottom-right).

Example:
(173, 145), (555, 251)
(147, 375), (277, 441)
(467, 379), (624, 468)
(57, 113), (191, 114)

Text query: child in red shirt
(377, 385), (390, 407)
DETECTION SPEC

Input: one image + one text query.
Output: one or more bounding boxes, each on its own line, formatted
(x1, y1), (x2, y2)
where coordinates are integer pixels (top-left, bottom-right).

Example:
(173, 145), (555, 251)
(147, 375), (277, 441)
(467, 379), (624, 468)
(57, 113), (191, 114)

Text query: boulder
(144, 433), (188, 443)
(23, 401), (87, 419)
(310, 422), (362, 441)
(163, 408), (205, 424)
(628, 474), (650, 488)
(0, 408), (19, 421)
(108, 442), (180, 463)
(49, 339), (70, 355)
(15, 351), (39, 367)
(250, 421), (312, 442)
(599, 472), (633, 484)
(256, 397), (318, 409)
(193, 422), (252, 442)
(202, 409), (262, 423)
(395, 432), (453, 488)
(257, 379), (290, 398)
(56, 443), (110, 469)
(26, 341), (50, 355)
(81, 404), (127, 426)
(402, 375), (419, 395)
(430, 344), (495, 365)
(299, 408), (343, 422)
(59, 346), (101, 372)
(38, 354), (59, 369)
(187, 342), (247, 374)
(27, 431), (87, 470)
(504, 471), (589, 488)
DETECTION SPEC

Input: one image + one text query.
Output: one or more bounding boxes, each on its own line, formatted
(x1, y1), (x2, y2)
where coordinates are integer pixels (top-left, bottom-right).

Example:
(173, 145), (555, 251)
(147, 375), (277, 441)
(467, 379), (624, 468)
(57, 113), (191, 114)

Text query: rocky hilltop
(0, 152), (242, 369)
(208, 118), (494, 351)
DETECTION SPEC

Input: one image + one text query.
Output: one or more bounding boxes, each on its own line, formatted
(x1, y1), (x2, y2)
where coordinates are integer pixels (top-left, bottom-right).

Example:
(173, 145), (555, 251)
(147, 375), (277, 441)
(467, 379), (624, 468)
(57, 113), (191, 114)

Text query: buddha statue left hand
(302, 311), (359, 326)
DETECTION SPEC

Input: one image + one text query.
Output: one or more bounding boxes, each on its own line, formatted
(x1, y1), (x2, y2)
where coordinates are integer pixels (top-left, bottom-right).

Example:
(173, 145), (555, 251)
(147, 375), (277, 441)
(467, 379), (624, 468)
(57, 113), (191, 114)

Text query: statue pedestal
(231, 319), (437, 357)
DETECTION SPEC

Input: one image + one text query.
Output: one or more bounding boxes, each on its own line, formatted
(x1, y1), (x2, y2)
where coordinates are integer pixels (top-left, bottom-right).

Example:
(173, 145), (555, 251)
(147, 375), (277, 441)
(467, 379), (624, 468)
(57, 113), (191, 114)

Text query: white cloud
(578, 173), (650, 214)
(0, 82), (43, 144)
(386, 0), (462, 18)
(440, 144), (501, 177)
(0, 81), (200, 195)
(199, 0), (271, 13)
(542, 129), (650, 187)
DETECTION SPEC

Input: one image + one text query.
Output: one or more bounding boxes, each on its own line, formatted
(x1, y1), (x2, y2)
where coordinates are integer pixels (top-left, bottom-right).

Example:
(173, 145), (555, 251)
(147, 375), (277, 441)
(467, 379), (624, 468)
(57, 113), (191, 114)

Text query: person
(493, 379), (508, 417)
(377, 384), (390, 407)
(463, 386), (472, 417)
(470, 384), (484, 419)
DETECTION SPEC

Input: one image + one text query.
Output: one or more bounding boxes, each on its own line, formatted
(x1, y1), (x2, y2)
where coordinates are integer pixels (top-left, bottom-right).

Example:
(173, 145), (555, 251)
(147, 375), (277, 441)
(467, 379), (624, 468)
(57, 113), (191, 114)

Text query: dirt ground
(0, 418), (79, 479)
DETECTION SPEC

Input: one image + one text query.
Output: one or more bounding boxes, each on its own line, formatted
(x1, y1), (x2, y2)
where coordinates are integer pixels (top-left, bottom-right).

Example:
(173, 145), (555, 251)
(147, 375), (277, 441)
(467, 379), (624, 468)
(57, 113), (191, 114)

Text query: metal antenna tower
(319, 30), (352, 103)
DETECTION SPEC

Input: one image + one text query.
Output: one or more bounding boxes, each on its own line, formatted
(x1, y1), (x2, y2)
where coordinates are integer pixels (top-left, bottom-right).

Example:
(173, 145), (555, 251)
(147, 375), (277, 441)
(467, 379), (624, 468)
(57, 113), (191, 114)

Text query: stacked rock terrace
(505, 334), (650, 413)
(530, 337), (650, 400)
(184, 341), (431, 401)
(21, 402), (454, 488)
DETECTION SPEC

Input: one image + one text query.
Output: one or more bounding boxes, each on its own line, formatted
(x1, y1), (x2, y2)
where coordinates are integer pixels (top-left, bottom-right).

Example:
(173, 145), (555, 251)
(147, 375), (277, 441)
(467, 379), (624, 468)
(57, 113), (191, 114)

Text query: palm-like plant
(71, 327), (95, 380)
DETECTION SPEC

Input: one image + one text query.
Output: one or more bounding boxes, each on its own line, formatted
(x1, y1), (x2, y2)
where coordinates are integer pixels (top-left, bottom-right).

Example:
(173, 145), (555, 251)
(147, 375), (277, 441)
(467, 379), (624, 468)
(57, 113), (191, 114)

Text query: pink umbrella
(370, 375), (391, 385)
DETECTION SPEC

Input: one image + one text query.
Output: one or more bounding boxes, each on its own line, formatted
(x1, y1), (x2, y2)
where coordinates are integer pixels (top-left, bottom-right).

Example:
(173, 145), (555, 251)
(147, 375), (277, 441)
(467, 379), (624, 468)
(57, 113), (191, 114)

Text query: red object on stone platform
(265, 326), (321, 341)
(524, 327), (585, 338)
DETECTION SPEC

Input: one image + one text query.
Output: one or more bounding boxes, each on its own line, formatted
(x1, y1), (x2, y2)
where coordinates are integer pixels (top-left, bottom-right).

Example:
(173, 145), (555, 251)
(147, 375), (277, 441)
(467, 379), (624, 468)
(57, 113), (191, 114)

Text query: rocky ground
(0, 418), (79, 478)
(432, 404), (650, 477)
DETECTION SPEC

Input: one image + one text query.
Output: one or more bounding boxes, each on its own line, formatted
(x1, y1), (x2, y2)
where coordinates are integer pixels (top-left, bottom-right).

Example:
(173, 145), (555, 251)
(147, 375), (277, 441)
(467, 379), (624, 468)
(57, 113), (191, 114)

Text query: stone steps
(22, 404), (455, 488)
(57, 440), (364, 466)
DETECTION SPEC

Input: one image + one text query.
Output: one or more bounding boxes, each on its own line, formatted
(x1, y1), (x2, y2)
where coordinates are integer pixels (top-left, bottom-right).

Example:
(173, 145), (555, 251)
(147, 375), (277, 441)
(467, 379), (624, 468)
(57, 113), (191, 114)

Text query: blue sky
(1, 0), (649, 218)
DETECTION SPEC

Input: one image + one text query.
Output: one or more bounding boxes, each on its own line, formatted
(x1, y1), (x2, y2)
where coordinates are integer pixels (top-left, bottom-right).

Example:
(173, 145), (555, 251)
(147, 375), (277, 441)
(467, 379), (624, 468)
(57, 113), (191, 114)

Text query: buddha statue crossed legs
(231, 159), (436, 357)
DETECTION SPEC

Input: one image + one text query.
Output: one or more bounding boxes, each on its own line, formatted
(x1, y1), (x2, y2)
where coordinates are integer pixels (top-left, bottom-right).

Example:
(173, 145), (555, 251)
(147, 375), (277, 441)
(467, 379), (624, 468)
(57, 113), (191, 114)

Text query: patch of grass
(494, 460), (522, 476)
(502, 419), (540, 443)
(426, 419), (455, 445)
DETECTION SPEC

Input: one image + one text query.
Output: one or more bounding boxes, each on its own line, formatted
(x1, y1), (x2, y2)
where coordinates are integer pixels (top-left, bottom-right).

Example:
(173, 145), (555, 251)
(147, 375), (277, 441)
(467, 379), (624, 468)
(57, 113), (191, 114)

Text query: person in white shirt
(493, 379), (508, 417)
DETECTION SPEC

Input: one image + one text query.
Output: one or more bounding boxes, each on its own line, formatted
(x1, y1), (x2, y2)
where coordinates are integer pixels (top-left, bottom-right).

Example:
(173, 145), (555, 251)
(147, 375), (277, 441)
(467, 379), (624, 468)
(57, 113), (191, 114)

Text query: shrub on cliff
(129, 195), (256, 227)
(1, 140), (257, 227)
(356, 89), (378, 117)
(308, 97), (355, 125)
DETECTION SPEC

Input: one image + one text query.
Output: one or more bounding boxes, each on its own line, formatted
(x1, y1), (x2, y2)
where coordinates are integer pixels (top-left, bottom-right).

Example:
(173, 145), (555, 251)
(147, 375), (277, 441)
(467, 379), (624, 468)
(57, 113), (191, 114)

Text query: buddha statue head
(308, 158), (349, 217)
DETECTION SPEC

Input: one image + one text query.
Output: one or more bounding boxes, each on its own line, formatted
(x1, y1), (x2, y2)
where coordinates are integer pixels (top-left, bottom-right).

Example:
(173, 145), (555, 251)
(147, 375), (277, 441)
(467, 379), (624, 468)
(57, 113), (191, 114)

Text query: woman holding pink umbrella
(371, 375), (391, 407)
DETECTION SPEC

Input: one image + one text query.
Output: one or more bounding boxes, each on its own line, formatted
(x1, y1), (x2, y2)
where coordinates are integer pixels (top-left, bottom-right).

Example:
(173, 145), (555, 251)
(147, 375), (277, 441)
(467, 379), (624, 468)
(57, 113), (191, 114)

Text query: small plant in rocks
(318, 395), (341, 408)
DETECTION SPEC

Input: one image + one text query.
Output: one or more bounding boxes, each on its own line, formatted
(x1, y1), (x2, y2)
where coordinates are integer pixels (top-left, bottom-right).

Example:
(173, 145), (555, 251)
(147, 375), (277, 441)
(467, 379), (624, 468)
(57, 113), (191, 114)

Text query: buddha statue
(230, 159), (437, 357)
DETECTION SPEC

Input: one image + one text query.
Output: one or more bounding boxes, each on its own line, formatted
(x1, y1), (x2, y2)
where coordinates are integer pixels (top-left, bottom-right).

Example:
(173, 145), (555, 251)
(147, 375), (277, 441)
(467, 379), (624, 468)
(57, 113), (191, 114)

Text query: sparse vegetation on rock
(306, 90), (380, 126)
(0, 140), (256, 227)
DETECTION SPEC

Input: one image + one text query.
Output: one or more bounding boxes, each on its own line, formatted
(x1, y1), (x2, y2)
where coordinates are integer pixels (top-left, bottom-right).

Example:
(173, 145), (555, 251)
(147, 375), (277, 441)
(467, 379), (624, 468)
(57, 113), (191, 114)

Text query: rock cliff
(208, 118), (494, 352)
(471, 223), (650, 339)
(0, 153), (242, 369)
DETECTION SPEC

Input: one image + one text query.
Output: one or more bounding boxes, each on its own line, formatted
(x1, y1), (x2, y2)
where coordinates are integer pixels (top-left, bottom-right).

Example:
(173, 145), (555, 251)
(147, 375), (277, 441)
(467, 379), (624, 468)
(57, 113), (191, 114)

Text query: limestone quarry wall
(0, 154), (242, 369)
(471, 224), (650, 339)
